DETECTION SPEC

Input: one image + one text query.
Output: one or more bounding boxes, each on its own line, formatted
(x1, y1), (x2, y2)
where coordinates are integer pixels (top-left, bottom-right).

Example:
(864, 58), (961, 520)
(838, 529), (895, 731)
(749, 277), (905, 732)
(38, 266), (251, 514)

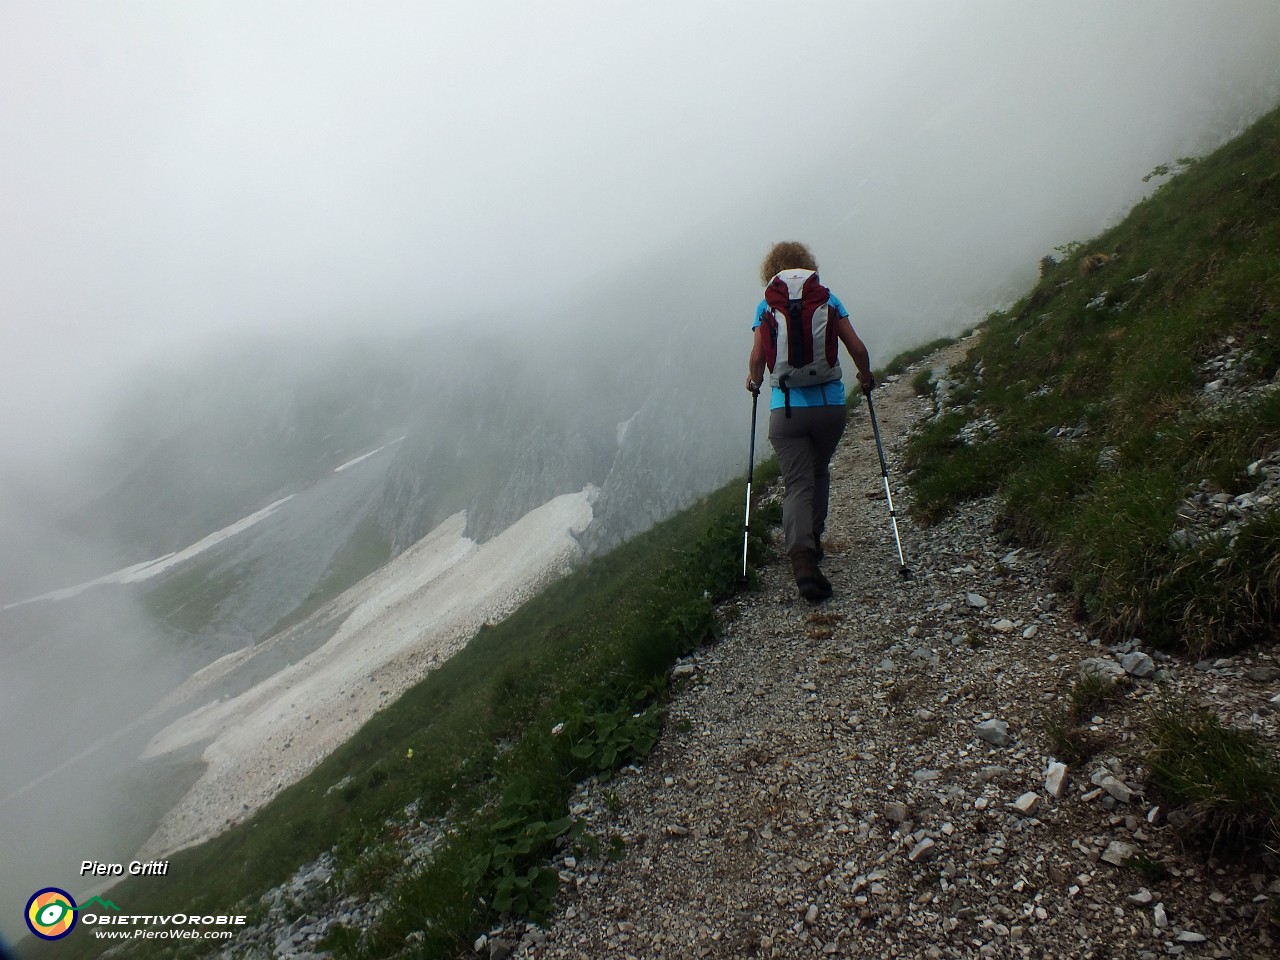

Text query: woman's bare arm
(746, 323), (768, 393)
(836, 315), (875, 393)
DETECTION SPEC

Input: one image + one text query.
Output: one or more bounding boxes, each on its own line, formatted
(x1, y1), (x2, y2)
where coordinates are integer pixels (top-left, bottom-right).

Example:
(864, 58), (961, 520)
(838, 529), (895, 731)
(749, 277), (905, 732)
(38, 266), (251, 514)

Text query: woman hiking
(746, 241), (874, 602)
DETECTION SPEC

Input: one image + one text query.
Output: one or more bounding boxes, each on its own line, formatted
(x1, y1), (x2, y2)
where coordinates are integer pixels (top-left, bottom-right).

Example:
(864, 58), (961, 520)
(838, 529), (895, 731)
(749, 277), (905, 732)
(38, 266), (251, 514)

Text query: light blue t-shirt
(753, 292), (848, 410)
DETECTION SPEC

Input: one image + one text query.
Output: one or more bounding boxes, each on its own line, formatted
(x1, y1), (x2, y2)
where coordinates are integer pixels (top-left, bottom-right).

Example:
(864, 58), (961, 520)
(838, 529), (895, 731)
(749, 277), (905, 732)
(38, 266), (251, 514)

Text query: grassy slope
(906, 103), (1280, 655)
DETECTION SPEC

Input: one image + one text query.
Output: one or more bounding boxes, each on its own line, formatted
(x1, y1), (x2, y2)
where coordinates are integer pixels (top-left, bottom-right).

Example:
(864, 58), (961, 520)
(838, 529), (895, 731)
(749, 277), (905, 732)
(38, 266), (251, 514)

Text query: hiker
(746, 241), (874, 602)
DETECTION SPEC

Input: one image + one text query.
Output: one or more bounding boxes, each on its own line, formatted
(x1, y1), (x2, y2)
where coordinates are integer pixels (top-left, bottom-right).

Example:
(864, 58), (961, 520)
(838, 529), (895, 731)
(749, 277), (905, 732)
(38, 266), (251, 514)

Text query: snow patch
(137, 488), (595, 858)
(1, 496), (295, 610)
(332, 436), (405, 473)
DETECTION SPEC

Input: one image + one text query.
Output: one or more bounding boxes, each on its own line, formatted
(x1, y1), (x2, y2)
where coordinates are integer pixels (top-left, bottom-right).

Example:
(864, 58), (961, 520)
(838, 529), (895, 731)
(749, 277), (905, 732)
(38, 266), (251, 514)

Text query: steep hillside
(906, 103), (1280, 654)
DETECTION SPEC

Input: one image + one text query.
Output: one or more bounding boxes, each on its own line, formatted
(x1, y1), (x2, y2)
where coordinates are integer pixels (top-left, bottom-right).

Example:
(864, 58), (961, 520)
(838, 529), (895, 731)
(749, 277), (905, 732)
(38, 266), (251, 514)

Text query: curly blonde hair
(760, 241), (818, 285)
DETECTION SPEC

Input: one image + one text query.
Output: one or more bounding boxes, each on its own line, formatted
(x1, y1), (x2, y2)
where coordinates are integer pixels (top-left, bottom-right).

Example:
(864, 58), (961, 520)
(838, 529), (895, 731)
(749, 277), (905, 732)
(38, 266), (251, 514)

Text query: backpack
(760, 269), (842, 415)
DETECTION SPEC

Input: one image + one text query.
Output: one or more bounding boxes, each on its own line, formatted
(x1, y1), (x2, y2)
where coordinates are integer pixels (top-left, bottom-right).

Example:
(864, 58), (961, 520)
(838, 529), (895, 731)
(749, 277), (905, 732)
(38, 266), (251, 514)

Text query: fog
(3, 1), (1280, 946)
(3, 1), (1280, 470)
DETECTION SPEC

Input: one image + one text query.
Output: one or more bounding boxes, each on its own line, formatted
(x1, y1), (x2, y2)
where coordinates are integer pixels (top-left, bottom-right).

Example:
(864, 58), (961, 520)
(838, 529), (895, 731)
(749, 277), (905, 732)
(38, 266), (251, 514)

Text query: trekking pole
(739, 387), (759, 587)
(865, 389), (913, 580)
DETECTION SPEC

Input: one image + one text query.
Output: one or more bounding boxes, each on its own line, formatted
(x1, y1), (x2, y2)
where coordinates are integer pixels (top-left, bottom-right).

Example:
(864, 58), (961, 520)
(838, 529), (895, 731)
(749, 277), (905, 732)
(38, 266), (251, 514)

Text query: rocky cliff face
(374, 363), (605, 547)
(374, 314), (747, 557)
(375, 374), (746, 556)
(578, 377), (745, 555)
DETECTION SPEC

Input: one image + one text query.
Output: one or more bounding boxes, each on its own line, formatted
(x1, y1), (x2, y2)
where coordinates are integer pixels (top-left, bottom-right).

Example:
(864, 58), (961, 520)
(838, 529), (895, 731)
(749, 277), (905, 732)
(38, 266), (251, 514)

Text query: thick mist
(3, 2), (1280, 471)
(2, 1), (1280, 946)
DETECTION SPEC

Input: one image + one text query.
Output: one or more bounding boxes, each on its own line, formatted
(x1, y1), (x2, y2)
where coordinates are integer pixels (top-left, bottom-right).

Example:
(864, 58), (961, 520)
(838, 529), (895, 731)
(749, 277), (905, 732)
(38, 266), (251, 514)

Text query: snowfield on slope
(0, 495), (296, 610)
(138, 487), (597, 857)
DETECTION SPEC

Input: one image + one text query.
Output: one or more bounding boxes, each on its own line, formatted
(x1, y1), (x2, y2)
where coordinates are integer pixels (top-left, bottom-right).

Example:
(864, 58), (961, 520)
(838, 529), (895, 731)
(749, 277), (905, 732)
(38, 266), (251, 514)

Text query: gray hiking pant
(768, 404), (848, 555)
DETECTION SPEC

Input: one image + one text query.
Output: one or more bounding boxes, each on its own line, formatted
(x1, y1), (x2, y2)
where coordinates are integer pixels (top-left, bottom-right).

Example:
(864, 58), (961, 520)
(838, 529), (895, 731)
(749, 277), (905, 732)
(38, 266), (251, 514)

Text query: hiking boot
(790, 548), (833, 602)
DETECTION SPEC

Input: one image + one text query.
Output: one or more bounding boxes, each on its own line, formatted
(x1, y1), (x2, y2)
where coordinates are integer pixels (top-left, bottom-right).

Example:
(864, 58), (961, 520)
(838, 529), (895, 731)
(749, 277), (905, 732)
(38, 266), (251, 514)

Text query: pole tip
(900, 566), (913, 581)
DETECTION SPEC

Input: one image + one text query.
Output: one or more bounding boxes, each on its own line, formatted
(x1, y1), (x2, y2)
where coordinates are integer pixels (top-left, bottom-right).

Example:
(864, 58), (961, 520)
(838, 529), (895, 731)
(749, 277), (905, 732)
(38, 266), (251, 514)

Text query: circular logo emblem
(25, 888), (78, 940)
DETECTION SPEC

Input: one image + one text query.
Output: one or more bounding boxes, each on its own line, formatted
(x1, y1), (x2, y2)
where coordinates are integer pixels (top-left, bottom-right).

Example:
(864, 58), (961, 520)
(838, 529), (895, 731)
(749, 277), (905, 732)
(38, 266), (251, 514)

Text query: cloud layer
(2, 1), (1279, 466)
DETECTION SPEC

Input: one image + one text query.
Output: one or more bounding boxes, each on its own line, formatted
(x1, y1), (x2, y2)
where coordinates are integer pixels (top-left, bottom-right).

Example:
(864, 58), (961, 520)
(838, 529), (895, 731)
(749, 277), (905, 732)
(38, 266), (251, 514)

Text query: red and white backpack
(760, 269), (842, 409)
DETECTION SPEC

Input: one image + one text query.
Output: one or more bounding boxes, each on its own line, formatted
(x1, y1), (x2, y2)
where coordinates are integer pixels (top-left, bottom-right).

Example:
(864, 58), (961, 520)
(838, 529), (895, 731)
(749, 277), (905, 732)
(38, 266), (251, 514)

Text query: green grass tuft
(1044, 670), (1131, 765)
(878, 336), (965, 379)
(1147, 698), (1280, 851)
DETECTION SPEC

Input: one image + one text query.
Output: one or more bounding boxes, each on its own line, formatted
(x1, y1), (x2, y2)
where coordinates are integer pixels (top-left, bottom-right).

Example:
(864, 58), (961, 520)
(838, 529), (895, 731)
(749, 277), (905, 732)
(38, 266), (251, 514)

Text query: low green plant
(904, 414), (1034, 524)
(1144, 511), (1280, 655)
(677, 505), (773, 602)
(464, 777), (578, 920)
(607, 833), (626, 863)
(564, 699), (663, 780)
(334, 834), (403, 898)
(665, 597), (721, 656)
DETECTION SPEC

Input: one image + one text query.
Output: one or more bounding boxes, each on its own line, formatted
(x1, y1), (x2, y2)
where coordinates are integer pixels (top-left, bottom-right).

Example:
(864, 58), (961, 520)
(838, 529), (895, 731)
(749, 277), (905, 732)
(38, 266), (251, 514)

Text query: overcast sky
(3, 1), (1280, 469)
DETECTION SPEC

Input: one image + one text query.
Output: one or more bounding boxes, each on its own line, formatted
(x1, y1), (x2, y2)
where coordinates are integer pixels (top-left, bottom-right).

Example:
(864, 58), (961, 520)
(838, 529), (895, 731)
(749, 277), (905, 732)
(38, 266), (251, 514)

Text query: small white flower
(551, 722), (565, 737)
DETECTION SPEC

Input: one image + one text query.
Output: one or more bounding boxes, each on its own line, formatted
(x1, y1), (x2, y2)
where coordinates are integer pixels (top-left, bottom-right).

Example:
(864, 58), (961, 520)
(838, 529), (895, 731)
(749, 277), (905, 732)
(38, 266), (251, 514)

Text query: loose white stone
(1014, 792), (1041, 815)
(909, 838), (937, 862)
(1045, 761), (1068, 798)
(1127, 888), (1153, 905)
(1099, 776), (1133, 803)
(1121, 651), (1156, 679)
(966, 593), (989, 609)
(1101, 840), (1134, 866)
(1079, 657), (1125, 681)
(976, 719), (1012, 746)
